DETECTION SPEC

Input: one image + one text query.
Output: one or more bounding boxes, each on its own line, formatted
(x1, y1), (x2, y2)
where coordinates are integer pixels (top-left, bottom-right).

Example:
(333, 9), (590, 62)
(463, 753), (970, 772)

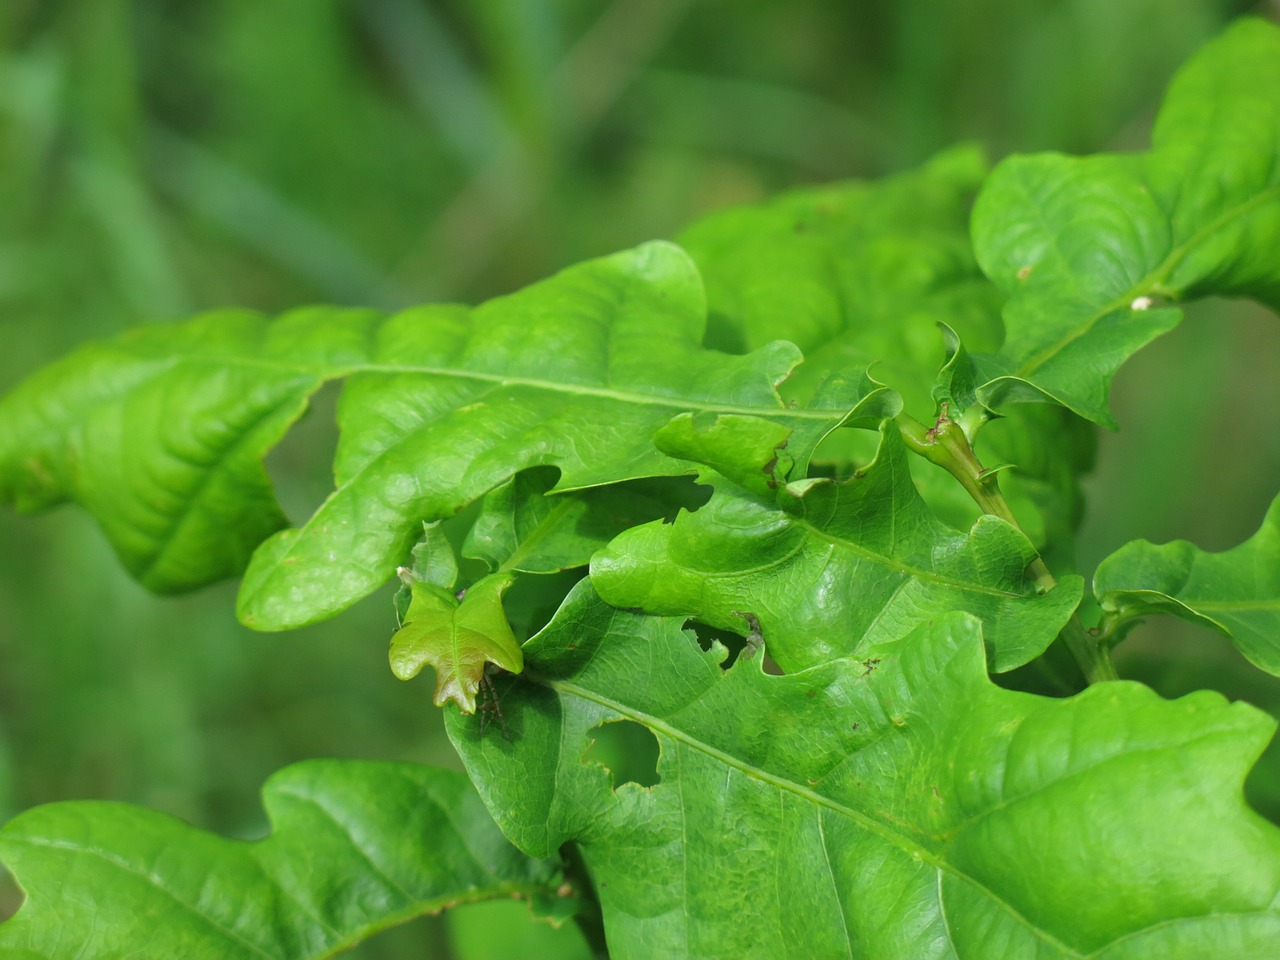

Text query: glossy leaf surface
(592, 420), (1082, 672)
(0, 761), (568, 958)
(451, 583), (1280, 959)
(972, 18), (1280, 426)
(678, 147), (1095, 569)
(0, 242), (861, 630)
(1094, 494), (1280, 674)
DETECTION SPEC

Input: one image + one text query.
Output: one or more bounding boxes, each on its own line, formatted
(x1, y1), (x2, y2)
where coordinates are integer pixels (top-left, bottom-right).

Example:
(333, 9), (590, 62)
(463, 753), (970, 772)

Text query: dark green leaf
(0, 761), (571, 958)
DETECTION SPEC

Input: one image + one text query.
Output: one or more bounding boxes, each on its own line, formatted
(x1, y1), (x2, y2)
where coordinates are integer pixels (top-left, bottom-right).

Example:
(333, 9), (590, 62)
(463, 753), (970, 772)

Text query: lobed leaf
(972, 18), (1280, 426)
(0, 761), (570, 958)
(450, 582), (1280, 959)
(592, 419), (1082, 672)
(1094, 494), (1280, 674)
(679, 148), (1095, 568)
(0, 242), (861, 630)
(0, 306), (379, 592)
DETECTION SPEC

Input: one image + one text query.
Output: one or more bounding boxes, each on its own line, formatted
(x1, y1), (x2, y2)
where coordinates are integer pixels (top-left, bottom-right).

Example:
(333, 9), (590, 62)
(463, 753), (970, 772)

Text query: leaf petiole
(897, 408), (1118, 684)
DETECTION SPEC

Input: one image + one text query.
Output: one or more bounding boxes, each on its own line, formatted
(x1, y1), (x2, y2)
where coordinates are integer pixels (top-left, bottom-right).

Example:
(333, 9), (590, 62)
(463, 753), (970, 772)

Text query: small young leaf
(390, 572), (522, 712)
(931, 321), (981, 415)
(1094, 494), (1280, 674)
(0, 761), (568, 958)
(972, 18), (1280, 426)
(451, 583), (1280, 959)
(592, 420), (1082, 672)
(655, 412), (795, 498)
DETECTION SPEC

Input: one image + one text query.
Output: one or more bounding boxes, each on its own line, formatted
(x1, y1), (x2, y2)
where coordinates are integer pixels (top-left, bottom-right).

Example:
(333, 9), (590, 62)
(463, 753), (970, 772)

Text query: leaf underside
(1094, 493), (1280, 674)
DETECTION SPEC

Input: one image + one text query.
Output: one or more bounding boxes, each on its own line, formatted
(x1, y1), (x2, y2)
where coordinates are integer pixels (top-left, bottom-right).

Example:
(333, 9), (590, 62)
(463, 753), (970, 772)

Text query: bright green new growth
(390, 573), (523, 713)
(593, 419), (1084, 673)
(1, 16), (1280, 960)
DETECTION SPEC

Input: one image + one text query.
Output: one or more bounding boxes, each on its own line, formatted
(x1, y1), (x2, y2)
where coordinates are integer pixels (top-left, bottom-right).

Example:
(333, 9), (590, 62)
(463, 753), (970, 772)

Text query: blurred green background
(1, 1), (1277, 956)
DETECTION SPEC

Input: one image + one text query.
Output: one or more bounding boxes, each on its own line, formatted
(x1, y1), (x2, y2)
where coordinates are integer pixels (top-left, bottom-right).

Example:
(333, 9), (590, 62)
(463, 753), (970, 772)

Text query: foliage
(1, 13), (1279, 960)
(0, 762), (575, 958)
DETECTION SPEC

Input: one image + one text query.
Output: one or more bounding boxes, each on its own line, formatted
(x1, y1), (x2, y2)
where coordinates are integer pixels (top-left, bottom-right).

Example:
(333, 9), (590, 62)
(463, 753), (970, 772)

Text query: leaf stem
(896, 409), (1117, 684)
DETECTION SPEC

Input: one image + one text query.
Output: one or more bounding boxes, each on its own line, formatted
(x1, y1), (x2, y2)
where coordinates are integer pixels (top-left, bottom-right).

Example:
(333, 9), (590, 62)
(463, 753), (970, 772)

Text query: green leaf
(651, 371), (899, 499)
(592, 420), (1082, 672)
(679, 147), (1094, 570)
(931, 321), (981, 416)
(451, 583), (1280, 959)
(1094, 494), (1280, 674)
(404, 520), (460, 590)
(462, 468), (702, 575)
(0, 306), (380, 592)
(448, 900), (594, 960)
(679, 144), (1003, 415)
(0, 242), (858, 630)
(390, 572), (522, 712)
(972, 18), (1280, 426)
(0, 760), (571, 958)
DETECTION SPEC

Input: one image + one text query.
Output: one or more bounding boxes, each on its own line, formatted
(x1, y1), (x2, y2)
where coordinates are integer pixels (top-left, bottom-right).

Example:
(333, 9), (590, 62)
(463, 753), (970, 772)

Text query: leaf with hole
(450, 581), (1280, 959)
(592, 417), (1082, 672)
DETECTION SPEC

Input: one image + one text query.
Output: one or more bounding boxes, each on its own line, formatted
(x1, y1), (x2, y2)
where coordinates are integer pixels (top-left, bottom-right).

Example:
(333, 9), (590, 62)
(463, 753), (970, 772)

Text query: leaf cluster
(1, 17), (1280, 959)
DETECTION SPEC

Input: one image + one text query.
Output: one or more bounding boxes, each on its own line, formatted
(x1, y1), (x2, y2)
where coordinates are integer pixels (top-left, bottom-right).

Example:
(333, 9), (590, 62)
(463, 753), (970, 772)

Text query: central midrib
(547, 675), (1085, 958)
(199, 353), (855, 423)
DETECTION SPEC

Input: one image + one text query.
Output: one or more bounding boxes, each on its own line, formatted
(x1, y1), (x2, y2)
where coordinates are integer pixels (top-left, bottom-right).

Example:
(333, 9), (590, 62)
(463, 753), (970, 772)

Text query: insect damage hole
(582, 719), (661, 789)
(683, 618), (784, 673)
